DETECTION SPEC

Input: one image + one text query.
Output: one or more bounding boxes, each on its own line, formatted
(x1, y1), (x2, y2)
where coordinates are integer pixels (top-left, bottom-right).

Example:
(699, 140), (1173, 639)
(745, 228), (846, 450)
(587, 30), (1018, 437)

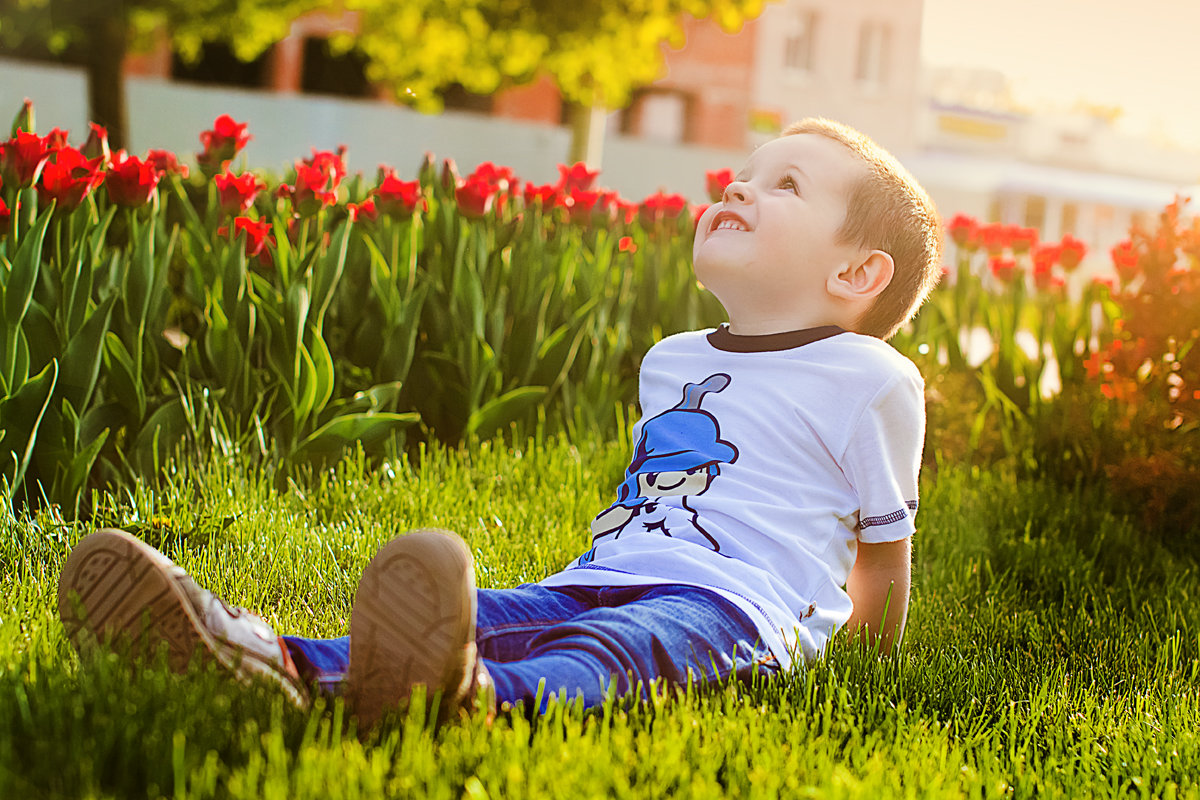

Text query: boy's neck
(724, 314), (848, 337)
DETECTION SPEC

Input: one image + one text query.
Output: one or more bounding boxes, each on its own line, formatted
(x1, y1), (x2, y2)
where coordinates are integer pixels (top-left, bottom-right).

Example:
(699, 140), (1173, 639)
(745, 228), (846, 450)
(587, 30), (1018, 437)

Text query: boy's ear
(827, 250), (895, 302)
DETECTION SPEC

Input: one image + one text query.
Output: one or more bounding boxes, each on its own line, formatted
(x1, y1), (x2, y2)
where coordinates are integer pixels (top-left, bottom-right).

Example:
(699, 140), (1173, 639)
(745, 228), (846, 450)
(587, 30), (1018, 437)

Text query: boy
(58, 118), (942, 727)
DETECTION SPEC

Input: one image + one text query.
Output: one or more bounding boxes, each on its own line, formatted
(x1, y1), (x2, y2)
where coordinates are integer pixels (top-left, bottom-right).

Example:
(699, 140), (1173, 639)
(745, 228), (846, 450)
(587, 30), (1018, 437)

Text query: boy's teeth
(716, 220), (746, 231)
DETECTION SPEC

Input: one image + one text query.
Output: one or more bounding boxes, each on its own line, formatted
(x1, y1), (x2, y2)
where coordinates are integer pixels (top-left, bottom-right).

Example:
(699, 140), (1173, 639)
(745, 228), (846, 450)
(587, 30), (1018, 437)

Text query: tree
(0, 0), (318, 149)
(1, 0), (771, 161)
(331, 0), (771, 164)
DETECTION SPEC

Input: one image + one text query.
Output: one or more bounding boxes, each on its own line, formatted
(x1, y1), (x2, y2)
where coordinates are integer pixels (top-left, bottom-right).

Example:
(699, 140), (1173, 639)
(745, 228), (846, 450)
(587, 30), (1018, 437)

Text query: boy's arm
(843, 536), (911, 654)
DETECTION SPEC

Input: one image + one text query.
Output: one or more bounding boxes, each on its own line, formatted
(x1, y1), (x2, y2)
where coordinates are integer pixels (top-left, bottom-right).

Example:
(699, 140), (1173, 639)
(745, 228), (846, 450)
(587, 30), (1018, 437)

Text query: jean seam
(476, 620), (567, 641)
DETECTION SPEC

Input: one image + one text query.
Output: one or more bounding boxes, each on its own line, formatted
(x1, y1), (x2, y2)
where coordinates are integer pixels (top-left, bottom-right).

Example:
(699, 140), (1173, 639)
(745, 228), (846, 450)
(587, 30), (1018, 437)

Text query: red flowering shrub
(1090, 198), (1200, 428)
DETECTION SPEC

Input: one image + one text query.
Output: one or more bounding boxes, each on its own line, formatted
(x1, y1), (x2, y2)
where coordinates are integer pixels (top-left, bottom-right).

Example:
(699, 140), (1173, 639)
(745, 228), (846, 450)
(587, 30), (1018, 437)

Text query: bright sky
(921, 0), (1200, 146)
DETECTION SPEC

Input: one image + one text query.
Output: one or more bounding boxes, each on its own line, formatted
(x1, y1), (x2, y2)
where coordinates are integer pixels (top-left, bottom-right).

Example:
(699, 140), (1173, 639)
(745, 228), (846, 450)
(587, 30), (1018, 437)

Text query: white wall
(0, 58), (744, 202)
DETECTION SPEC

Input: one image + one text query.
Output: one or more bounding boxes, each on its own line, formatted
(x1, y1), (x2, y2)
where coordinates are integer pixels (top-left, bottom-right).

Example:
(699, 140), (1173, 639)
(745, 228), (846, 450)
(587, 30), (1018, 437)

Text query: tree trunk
(84, 6), (129, 151)
(567, 102), (607, 168)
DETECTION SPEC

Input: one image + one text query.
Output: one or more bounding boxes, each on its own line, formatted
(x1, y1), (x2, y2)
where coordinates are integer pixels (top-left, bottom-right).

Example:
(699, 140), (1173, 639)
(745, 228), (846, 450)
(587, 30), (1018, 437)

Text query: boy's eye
(779, 176), (799, 194)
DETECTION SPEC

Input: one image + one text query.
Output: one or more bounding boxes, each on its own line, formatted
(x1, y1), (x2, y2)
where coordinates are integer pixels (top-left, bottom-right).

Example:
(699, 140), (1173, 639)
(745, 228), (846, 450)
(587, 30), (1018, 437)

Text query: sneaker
(58, 528), (309, 709)
(346, 529), (493, 729)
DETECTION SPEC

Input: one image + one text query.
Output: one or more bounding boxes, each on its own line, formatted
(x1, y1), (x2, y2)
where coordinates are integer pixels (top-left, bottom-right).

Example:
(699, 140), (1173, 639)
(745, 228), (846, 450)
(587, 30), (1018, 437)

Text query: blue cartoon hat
(616, 374), (738, 504)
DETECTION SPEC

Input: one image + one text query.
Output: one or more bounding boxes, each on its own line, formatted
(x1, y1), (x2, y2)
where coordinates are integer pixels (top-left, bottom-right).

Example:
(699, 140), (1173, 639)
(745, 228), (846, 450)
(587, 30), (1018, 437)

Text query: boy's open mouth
(709, 210), (750, 233)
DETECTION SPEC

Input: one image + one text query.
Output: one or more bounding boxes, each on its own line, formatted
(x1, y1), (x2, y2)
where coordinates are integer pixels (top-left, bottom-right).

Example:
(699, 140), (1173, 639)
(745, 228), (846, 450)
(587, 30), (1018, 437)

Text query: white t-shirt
(540, 325), (925, 669)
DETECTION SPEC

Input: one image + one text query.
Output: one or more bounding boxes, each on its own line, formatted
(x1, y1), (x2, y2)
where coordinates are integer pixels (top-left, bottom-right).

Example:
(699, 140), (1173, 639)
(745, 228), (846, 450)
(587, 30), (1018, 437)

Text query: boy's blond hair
(781, 118), (943, 339)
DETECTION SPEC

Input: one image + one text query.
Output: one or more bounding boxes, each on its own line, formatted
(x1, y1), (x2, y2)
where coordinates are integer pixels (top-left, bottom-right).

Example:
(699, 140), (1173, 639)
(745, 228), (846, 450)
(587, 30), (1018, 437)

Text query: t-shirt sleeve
(840, 368), (926, 543)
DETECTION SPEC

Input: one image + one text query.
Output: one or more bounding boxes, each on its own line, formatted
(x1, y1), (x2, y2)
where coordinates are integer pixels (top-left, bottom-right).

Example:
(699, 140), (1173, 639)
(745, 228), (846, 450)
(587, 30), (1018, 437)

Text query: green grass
(2, 435), (1200, 798)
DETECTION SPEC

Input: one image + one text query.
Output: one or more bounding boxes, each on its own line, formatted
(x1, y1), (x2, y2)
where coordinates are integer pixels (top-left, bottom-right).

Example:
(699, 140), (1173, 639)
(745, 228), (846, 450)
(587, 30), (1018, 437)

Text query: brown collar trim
(706, 324), (846, 353)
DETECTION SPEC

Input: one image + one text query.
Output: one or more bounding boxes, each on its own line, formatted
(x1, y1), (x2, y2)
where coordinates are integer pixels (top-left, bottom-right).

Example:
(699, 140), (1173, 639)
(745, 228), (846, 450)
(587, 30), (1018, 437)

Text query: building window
(172, 42), (270, 88)
(626, 89), (693, 144)
(855, 20), (891, 87)
(783, 9), (818, 74)
(301, 38), (371, 97)
(1061, 202), (1078, 236)
(1024, 195), (1046, 231)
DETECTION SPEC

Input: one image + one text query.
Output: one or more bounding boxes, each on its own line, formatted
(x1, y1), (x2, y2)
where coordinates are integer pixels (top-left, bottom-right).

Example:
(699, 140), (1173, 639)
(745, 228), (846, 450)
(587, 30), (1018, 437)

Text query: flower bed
(2, 100), (1196, 528)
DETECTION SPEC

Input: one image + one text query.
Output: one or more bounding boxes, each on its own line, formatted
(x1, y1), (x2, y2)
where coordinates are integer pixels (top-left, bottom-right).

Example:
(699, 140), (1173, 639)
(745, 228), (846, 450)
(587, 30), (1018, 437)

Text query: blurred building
(5, 0), (1200, 267)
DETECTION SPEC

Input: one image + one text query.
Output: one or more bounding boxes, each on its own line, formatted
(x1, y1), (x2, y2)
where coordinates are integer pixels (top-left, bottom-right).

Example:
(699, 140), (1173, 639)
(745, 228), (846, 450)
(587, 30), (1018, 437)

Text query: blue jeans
(282, 583), (778, 712)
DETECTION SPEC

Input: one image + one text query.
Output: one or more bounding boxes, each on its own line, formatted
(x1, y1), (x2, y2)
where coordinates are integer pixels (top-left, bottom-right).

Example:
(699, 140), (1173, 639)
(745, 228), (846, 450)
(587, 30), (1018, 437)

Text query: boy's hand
(843, 537), (911, 654)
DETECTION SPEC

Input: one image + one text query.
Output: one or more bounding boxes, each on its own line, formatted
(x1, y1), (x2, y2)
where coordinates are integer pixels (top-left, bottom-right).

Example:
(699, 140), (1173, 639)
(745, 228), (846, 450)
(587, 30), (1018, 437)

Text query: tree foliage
(334, 0), (771, 112)
(0, 0), (319, 148)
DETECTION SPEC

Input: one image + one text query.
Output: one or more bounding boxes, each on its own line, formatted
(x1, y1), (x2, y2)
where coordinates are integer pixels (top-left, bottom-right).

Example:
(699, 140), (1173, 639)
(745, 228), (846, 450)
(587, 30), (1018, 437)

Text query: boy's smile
(693, 134), (870, 335)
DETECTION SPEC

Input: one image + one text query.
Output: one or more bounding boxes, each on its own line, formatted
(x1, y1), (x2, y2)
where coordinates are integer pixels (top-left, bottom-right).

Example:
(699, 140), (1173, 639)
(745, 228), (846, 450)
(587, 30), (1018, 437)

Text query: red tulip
(347, 197), (379, 224)
(1032, 243), (1060, 272)
(1032, 262), (1055, 292)
(638, 191), (688, 226)
(105, 153), (160, 208)
(566, 189), (614, 226)
(0, 197), (10, 235)
(145, 149), (190, 179)
(705, 168), (734, 203)
(37, 146), (106, 211)
(214, 169), (264, 214)
(523, 182), (560, 208)
(618, 235), (637, 254)
(616, 199), (638, 225)
(455, 176), (495, 219)
(373, 172), (424, 219)
(978, 223), (1010, 254)
(989, 256), (1018, 284)
(471, 161), (515, 189)
(947, 213), (979, 249)
(0, 130), (52, 188)
(1059, 235), (1086, 271)
(219, 216), (274, 263)
(556, 162), (599, 193)
(1011, 226), (1039, 253)
(197, 114), (251, 175)
(278, 163), (337, 216)
(303, 146), (347, 191)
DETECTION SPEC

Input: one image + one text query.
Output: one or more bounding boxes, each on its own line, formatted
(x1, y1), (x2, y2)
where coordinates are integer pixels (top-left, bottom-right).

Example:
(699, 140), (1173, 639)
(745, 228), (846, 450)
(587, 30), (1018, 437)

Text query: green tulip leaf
(131, 397), (190, 477)
(466, 386), (548, 441)
(58, 295), (116, 413)
(3, 205), (51, 329)
(0, 360), (57, 499)
(290, 411), (419, 464)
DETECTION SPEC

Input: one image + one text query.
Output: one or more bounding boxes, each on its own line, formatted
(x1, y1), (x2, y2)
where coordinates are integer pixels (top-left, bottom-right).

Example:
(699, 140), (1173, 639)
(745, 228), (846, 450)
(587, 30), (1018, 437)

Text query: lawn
(2, 434), (1198, 798)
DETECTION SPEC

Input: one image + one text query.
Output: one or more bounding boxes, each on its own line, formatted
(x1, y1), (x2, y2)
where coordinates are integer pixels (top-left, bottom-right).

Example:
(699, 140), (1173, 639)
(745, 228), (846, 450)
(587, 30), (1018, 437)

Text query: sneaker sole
(346, 529), (476, 729)
(58, 528), (307, 708)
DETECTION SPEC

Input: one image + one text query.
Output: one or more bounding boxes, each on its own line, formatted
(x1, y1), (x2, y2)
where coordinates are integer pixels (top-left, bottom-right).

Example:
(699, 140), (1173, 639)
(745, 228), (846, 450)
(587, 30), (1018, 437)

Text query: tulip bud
(440, 158), (460, 194)
(418, 151), (437, 189)
(81, 123), (111, 163)
(10, 98), (34, 137)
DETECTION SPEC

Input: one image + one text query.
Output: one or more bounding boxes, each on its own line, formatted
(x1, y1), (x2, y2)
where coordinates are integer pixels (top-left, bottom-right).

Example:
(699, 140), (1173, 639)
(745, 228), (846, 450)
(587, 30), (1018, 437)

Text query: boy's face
(692, 134), (868, 327)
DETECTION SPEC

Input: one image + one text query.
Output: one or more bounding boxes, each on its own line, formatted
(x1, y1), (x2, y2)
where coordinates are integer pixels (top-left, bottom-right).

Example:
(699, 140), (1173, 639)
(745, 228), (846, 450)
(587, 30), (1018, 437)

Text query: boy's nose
(722, 181), (751, 204)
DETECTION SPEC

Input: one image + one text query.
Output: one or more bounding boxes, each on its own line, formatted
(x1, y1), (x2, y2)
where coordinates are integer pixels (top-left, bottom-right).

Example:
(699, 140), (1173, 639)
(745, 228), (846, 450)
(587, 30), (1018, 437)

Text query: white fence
(0, 57), (742, 202)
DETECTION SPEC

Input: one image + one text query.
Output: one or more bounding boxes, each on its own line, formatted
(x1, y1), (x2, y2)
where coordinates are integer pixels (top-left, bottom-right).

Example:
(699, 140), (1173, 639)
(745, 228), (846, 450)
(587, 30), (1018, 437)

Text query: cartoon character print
(588, 373), (738, 553)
